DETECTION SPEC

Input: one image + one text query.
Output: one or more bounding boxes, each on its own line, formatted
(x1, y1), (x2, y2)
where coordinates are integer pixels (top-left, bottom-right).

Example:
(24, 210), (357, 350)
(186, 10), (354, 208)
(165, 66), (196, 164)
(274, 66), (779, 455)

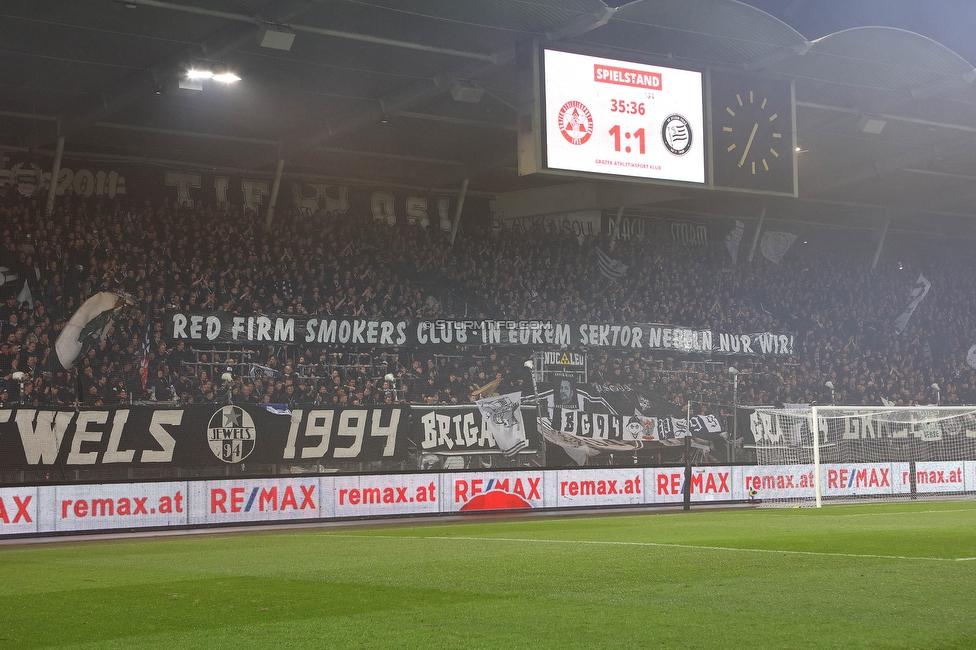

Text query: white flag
(476, 391), (528, 457)
(893, 274), (931, 334)
(596, 247), (627, 280)
(54, 292), (128, 370)
(17, 280), (33, 309)
(760, 231), (797, 264)
(724, 220), (744, 264)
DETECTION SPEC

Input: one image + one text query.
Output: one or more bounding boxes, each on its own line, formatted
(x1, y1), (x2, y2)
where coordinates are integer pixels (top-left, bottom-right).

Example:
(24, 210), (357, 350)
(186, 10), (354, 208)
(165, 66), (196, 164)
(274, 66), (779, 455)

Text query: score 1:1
(609, 126), (645, 154)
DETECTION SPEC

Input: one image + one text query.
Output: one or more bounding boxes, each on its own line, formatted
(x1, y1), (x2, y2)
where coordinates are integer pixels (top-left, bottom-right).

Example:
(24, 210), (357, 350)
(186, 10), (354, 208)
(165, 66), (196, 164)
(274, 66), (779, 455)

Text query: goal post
(750, 405), (976, 507)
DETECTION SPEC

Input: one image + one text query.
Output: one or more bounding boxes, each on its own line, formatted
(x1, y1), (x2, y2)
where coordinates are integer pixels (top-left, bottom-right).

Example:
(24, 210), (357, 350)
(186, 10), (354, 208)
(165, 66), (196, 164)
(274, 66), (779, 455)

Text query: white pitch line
(326, 533), (976, 562)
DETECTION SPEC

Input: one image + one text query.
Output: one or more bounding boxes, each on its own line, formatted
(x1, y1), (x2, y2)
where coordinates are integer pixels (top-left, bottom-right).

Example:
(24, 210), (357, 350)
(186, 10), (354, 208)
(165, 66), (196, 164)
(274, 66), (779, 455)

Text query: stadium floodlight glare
(212, 72), (241, 83)
(186, 69), (214, 80)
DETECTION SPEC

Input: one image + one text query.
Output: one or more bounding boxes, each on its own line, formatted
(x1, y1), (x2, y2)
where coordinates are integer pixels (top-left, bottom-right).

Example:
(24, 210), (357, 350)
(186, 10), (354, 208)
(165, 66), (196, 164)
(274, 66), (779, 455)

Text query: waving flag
(893, 274), (931, 334)
(476, 392), (528, 457)
(597, 247), (627, 280)
(17, 279), (33, 309)
(53, 292), (129, 370)
(760, 231), (797, 264)
(724, 220), (744, 264)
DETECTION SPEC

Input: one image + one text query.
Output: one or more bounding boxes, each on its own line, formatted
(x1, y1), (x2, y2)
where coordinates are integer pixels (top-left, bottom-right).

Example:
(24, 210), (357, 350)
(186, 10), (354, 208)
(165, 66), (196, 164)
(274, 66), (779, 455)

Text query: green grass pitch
(2, 501), (975, 648)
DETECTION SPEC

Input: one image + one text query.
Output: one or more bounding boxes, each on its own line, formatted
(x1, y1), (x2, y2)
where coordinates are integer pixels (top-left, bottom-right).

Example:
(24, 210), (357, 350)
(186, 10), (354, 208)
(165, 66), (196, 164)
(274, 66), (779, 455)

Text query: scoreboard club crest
(207, 405), (257, 463)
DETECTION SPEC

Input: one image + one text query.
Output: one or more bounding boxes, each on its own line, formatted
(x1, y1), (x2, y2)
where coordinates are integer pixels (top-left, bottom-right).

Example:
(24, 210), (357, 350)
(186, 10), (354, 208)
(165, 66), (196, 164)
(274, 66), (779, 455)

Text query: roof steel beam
(120, 0), (496, 62)
(52, 0), (314, 143)
(278, 2), (624, 163)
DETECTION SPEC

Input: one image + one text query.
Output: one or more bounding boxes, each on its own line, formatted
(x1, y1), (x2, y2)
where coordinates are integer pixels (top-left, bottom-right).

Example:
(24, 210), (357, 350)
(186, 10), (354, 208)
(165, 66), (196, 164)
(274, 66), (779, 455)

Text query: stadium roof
(3, 0), (976, 237)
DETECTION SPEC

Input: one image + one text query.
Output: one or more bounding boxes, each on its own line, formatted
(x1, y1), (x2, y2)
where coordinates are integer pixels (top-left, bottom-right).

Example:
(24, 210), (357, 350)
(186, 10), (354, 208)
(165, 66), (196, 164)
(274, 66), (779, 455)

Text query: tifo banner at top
(164, 311), (795, 356)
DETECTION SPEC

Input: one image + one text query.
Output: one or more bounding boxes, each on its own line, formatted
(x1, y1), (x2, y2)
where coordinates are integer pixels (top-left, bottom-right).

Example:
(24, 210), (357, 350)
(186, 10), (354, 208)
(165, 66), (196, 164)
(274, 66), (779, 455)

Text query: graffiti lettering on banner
(164, 311), (795, 356)
(410, 405), (540, 456)
(0, 406), (408, 471)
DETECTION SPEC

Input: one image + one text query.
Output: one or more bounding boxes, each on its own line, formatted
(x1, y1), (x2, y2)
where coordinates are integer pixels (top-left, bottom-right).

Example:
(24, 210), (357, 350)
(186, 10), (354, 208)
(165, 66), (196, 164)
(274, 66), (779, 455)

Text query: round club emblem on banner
(661, 114), (692, 155)
(207, 405), (257, 463)
(558, 101), (593, 145)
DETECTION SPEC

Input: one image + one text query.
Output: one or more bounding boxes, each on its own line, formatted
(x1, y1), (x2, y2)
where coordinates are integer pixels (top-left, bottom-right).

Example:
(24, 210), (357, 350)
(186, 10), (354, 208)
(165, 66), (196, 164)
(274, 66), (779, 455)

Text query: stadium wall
(3, 462), (976, 537)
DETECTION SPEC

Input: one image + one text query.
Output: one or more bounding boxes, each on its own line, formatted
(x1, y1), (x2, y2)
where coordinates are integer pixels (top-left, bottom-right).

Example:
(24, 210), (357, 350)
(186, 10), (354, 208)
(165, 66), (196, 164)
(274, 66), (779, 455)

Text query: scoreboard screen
(541, 49), (705, 184)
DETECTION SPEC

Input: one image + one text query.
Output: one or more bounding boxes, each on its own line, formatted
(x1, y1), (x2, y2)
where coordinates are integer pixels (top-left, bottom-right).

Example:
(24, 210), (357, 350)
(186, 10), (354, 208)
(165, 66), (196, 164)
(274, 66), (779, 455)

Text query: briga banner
(409, 405), (542, 456)
(0, 405), (409, 471)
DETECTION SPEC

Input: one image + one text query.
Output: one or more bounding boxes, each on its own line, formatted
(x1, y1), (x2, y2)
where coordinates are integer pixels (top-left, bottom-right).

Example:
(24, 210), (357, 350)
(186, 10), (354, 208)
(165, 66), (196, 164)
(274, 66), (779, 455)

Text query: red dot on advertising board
(460, 491), (532, 511)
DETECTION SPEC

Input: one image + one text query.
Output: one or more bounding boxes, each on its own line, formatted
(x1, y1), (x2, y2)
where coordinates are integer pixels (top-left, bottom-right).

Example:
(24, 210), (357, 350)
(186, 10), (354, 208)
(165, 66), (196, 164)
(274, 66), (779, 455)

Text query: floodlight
(451, 79), (484, 103)
(212, 72), (241, 83)
(259, 27), (295, 51)
(186, 69), (214, 80)
(857, 115), (887, 134)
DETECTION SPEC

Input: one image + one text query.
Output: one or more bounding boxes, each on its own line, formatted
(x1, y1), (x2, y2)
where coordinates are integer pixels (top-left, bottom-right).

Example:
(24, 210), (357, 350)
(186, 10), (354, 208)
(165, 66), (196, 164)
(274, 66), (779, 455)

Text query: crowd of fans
(1, 179), (975, 414)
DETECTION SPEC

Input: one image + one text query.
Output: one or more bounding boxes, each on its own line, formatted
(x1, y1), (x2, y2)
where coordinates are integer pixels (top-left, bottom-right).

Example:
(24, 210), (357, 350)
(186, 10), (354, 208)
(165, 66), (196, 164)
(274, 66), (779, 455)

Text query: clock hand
(738, 122), (759, 168)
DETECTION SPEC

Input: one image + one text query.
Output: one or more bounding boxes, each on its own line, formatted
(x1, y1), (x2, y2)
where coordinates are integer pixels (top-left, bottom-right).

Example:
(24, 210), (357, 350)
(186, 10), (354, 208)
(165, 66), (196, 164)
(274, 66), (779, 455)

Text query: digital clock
(542, 49), (704, 184)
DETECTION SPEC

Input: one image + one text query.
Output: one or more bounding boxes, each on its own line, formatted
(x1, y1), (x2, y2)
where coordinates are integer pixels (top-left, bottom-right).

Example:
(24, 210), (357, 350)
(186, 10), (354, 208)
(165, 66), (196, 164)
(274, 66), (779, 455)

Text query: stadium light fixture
(451, 79), (485, 104)
(186, 69), (214, 80)
(259, 26), (296, 51)
(857, 115), (887, 135)
(212, 71), (241, 83)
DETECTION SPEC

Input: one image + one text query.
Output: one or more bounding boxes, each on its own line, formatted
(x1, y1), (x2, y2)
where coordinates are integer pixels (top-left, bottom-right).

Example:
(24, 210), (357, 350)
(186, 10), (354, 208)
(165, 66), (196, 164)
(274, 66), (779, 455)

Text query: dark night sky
(742, 0), (976, 65)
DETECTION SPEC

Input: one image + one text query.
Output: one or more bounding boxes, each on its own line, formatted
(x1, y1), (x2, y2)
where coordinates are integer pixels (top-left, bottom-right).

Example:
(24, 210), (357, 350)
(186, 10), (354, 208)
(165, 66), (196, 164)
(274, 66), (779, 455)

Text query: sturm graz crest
(207, 405), (256, 463)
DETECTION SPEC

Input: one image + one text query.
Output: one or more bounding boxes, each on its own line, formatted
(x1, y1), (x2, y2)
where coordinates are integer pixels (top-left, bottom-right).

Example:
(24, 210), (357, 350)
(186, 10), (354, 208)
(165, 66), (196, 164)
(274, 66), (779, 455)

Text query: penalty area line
(326, 533), (974, 562)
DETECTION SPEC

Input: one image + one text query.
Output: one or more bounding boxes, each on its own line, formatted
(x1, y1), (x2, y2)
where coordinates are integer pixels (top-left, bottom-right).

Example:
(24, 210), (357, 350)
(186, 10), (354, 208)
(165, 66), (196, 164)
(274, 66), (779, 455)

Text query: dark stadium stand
(1, 183), (974, 416)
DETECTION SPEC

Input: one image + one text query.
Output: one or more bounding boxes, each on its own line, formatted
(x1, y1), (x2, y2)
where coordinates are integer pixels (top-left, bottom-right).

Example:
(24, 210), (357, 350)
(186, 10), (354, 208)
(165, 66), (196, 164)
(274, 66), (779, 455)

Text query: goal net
(749, 406), (976, 507)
